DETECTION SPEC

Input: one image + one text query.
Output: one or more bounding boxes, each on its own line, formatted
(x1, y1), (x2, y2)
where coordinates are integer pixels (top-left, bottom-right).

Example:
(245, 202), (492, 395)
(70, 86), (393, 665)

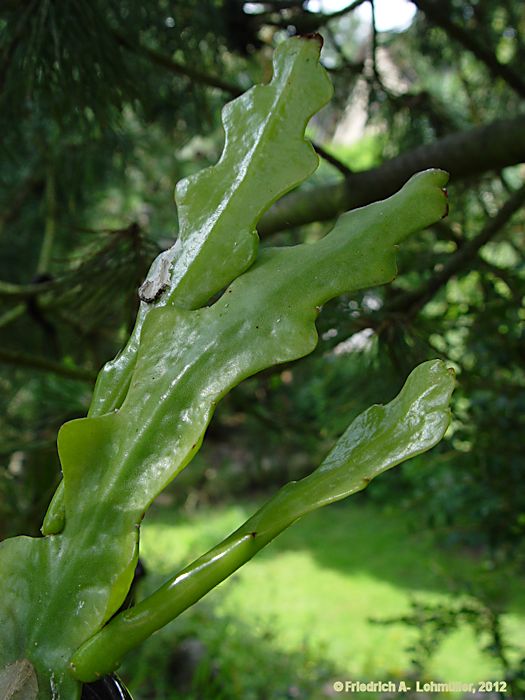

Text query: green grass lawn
(123, 496), (525, 698)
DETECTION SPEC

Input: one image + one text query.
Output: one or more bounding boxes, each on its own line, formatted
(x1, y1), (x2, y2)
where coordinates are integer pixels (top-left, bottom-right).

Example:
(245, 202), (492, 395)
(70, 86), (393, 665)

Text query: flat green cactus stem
(71, 360), (454, 680)
(0, 35), (453, 699)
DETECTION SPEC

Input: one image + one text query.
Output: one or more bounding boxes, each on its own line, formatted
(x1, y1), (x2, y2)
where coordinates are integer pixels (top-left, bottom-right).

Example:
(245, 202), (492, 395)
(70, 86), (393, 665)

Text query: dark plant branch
(323, 23), (365, 77)
(252, 1), (304, 9)
(369, 0), (381, 87)
(478, 259), (523, 305)
(386, 181), (525, 314)
(112, 30), (361, 178)
(364, 0), (395, 101)
(410, 0), (525, 99)
(0, 304), (25, 329)
(252, 0), (368, 32)
(431, 220), (463, 248)
(112, 30), (244, 97)
(312, 143), (353, 177)
(313, 0), (368, 23)
(0, 349), (96, 382)
(259, 114), (525, 234)
(0, 278), (61, 299)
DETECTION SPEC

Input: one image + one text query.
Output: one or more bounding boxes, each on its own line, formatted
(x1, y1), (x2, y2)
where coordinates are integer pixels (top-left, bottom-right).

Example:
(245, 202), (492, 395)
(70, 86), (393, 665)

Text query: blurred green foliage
(375, 594), (525, 698)
(121, 498), (525, 698)
(122, 601), (339, 700)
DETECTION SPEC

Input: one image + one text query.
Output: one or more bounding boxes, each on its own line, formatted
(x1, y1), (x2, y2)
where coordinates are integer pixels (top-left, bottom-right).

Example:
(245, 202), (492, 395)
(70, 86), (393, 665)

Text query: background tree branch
(259, 115), (525, 234)
(0, 349), (96, 383)
(386, 181), (525, 314)
(112, 30), (244, 97)
(410, 0), (525, 99)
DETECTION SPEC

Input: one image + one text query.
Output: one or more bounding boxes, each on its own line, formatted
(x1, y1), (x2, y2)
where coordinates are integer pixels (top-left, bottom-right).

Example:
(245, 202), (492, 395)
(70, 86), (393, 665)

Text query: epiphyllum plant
(0, 35), (454, 699)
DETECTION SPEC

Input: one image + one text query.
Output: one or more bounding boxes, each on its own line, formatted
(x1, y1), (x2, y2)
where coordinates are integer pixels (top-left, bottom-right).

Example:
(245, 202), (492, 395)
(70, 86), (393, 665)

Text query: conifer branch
(386, 181), (525, 313)
(411, 0), (525, 98)
(112, 30), (243, 97)
(259, 115), (525, 234)
(0, 349), (96, 382)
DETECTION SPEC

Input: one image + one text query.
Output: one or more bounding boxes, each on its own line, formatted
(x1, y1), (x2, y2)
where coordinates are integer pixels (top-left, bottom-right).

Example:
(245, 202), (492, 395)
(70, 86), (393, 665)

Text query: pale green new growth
(0, 36), (453, 699)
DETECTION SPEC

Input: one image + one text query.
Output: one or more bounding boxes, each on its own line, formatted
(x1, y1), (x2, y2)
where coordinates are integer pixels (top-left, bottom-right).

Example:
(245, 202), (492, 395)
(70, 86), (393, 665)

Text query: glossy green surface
(0, 36), (452, 699)
(41, 34), (332, 537)
(88, 33), (332, 419)
(71, 360), (454, 680)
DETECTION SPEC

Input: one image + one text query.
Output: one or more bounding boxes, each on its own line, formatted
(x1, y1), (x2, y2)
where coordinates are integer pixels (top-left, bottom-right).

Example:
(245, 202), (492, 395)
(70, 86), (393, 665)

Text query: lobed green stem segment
(71, 360), (454, 680)
(41, 33), (333, 538)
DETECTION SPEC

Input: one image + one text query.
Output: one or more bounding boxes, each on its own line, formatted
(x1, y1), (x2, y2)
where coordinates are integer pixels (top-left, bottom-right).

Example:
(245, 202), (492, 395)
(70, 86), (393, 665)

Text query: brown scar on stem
(301, 33), (324, 48)
(138, 250), (173, 303)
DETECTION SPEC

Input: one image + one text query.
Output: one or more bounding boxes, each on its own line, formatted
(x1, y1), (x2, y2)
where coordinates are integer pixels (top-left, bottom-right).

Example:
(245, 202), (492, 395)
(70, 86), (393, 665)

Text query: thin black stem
(313, 142), (353, 177)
